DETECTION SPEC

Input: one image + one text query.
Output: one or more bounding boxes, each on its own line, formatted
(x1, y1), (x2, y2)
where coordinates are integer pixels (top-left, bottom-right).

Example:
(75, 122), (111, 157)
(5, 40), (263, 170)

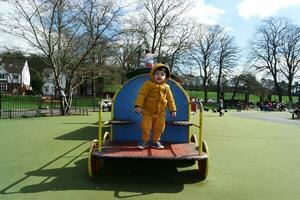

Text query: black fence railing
(73, 96), (101, 112)
(0, 94), (101, 119)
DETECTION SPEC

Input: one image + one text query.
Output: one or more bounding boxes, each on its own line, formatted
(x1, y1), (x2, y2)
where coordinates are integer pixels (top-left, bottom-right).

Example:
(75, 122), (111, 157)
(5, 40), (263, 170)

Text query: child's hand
(135, 107), (142, 114)
(171, 112), (176, 118)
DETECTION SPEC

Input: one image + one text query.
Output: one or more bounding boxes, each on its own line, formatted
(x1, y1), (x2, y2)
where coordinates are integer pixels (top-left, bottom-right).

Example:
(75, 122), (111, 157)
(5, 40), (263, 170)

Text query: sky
(178, 0), (300, 56)
(1, 0), (300, 58)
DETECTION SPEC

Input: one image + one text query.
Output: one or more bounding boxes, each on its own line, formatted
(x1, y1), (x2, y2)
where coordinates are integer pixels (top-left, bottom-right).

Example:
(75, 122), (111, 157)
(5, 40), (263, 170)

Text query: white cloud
(237, 0), (300, 20)
(0, 2), (33, 52)
(117, 0), (138, 8)
(182, 0), (225, 25)
(0, 1), (13, 15)
(118, 0), (141, 29)
(0, 32), (35, 52)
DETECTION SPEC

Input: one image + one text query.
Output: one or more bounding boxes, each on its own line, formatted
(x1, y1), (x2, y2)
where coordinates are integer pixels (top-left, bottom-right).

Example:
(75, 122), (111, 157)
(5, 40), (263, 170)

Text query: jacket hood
(150, 63), (171, 83)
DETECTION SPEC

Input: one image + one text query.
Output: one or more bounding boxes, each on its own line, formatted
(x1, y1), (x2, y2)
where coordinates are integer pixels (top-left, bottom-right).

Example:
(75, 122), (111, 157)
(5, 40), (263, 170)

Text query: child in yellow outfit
(135, 63), (176, 149)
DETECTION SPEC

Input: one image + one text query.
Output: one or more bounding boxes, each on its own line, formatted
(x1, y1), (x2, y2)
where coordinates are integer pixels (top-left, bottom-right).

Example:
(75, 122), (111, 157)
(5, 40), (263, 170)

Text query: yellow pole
(98, 100), (103, 151)
(198, 101), (203, 155)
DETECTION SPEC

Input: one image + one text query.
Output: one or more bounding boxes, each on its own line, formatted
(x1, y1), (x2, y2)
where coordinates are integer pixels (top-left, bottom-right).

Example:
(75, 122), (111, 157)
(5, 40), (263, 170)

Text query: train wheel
(190, 133), (198, 145)
(197, 140), (209, 180)
(102, 131), (110, 142)
(88, 139), (101, 178)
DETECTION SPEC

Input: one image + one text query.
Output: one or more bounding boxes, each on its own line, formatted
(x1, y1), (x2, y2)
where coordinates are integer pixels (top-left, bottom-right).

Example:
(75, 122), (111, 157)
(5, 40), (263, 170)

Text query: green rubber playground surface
(0, 111), (299, 200)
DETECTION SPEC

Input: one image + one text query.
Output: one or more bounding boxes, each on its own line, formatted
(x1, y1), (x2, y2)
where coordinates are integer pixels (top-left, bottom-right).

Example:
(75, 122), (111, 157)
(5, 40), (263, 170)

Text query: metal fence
(0, 94), (100, 119)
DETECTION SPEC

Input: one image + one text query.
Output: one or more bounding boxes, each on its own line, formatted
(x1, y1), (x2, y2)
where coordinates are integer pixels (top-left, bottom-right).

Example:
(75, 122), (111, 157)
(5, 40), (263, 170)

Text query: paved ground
(232, 110), (300, 126)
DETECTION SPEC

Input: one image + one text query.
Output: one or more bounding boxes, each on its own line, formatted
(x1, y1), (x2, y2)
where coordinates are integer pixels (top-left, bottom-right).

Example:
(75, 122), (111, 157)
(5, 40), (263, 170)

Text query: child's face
(154, 70), (166, 83)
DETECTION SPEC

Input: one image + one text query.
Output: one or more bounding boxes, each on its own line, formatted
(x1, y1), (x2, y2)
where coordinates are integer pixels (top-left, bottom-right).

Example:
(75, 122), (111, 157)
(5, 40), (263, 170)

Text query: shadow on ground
(1, 142), (204, 198)
(62, 122), (99, 125)
(54, 125), (110, 141)
(20, 159), (202, 197)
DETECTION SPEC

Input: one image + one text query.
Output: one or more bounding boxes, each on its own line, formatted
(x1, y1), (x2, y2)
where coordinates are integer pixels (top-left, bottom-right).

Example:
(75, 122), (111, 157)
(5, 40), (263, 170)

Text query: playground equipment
(88, 68), (209, 180)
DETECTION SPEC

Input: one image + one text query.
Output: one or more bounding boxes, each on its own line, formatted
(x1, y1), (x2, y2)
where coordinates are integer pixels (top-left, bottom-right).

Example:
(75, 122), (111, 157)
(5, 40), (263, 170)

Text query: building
(0, 60), (31, 94)
(42, 68), (66, 96)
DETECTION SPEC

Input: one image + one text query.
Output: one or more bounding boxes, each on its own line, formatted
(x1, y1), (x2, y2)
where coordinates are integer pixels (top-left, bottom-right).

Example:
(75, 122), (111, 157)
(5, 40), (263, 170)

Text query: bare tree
(73, 39), (115, 104)
(115, 29), (145, 72)
(279, 23), (300, 103)
(138, 0), (191, 58)
(249, 17), (289, 103)
(189, 24), (221, 103)
(260, 78), (276, 100)
(160, 20), (194, 72)
(215, 28), (239, 101)
(230, 72), (261, 103)
(0, 0), (121, 115)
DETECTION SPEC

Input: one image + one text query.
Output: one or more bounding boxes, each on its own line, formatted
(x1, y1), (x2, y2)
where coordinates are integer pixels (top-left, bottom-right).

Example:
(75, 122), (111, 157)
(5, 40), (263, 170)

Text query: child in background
(144, 49), (154, 68)
(218, 98), (224, 116)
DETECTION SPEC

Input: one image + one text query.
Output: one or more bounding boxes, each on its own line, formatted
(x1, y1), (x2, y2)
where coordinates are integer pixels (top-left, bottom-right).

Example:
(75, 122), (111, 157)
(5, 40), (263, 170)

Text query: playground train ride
(88, 68), (209, 180)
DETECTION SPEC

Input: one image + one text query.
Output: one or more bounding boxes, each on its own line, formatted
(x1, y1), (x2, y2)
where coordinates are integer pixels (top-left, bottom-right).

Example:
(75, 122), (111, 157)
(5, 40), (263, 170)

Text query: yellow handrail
(198, 101), (203, 155)
(98, 101), (103, 151)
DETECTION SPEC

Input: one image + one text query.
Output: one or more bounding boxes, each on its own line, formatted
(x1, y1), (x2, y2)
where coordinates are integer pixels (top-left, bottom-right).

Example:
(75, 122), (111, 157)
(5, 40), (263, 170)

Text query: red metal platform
(93, 142), (207, 160)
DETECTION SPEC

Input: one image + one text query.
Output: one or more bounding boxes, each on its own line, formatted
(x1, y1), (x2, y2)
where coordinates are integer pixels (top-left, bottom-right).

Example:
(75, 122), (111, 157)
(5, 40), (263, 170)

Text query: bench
(41, 96), (60, 103)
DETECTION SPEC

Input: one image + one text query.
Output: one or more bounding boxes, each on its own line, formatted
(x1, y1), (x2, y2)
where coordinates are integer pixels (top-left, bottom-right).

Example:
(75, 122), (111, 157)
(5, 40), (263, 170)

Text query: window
(0, 83), (7, 91)
(44, 86), (49, 94)
(87, 87), (92, 95)
(0, 74), (5, 79)
(13, 74), (18, 80)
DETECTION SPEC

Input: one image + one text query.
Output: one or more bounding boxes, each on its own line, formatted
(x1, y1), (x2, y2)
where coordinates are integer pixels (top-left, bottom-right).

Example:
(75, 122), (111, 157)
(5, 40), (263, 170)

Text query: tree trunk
(216, 75), (221, 101)
(60, 98), (66, 115)
(204, 87), (208, 103)
(274, 82), (282, 102)
(231, 92), (236, 101)
(203, 81), (208, 103)
(230, 79), (239, 101)
(244, 92), (249, 103)
(272, 72), (282, 102)
(287, 81), (293, 103)
(259, 96), (264, 102)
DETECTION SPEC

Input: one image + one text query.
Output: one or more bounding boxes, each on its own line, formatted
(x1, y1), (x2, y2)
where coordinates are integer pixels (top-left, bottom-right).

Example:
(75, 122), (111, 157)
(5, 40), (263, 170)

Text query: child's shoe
(152, 141), (164, 149)
(137, 141), (148, 149)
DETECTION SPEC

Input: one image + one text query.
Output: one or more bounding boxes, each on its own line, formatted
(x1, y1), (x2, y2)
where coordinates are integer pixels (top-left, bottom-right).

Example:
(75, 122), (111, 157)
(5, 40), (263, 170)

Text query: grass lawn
(188, 90), (299, 103)
(0, 111), (300, 200)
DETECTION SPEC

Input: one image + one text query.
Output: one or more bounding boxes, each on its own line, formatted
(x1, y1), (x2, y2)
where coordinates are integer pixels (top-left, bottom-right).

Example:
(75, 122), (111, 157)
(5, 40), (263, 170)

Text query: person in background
(237, 101), (242, 112)
(144, 49), (154, 68)
(218, 98), (224, 116)
(59, 87), (69, 108)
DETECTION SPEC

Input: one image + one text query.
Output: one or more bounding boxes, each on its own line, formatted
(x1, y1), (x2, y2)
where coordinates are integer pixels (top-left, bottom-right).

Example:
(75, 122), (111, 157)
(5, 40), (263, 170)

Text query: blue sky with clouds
(203, 0), (300, 50)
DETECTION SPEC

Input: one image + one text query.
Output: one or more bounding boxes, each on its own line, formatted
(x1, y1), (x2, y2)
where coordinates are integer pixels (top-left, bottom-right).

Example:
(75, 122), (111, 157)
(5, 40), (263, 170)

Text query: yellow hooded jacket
(135, 63), (176, 115)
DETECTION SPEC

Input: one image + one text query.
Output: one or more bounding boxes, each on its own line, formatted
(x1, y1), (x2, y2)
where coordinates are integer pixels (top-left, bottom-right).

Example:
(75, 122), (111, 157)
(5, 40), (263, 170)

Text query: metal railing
(0, 93), (100, 119)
